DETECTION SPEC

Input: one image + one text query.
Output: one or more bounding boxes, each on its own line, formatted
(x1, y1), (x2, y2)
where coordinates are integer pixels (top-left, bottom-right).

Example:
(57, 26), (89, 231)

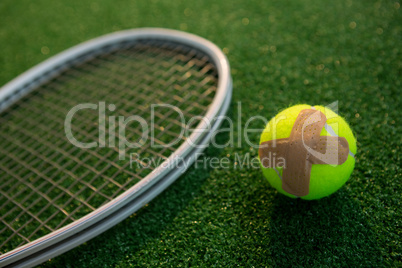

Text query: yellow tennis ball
(259, 104), (357, 200)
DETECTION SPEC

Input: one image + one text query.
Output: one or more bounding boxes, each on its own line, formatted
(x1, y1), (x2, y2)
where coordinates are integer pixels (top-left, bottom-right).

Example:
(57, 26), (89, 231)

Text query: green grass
(1, 0), (401, 266)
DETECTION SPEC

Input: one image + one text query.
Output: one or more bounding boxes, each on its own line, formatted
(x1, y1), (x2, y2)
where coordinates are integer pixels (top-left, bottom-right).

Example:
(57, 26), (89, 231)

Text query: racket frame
(0, 28), (232, 266)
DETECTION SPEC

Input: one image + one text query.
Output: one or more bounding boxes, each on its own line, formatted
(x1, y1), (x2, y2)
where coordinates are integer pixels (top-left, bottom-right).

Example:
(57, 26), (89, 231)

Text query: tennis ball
(259, 104), (356, 200)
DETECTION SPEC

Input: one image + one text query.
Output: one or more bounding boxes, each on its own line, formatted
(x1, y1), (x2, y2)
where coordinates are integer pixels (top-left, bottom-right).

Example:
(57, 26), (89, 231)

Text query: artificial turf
(0, 0), (401, 267)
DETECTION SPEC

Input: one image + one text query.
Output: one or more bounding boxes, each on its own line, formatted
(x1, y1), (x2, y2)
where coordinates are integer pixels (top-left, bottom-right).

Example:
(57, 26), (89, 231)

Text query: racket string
(0, 40), (218, 253)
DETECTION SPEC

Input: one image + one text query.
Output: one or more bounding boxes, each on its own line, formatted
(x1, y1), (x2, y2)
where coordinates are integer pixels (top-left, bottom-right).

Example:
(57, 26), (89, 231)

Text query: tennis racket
(0, 28), (232, 267)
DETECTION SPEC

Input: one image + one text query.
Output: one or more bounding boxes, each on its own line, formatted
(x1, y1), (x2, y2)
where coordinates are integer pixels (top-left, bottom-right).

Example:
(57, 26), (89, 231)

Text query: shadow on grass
(268, 189), (385, 267)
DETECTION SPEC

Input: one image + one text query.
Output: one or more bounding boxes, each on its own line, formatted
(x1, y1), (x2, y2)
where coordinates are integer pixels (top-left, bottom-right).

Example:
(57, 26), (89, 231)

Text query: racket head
(0, 28), (231, 266)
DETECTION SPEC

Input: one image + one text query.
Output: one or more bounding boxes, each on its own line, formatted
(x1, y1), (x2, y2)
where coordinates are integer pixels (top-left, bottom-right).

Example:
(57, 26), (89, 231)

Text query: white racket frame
(0, 28), (232, 267)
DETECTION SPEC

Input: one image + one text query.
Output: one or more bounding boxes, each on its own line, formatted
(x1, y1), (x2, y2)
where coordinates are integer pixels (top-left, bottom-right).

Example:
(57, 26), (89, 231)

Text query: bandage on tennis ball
(259, 104), (357, 200)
